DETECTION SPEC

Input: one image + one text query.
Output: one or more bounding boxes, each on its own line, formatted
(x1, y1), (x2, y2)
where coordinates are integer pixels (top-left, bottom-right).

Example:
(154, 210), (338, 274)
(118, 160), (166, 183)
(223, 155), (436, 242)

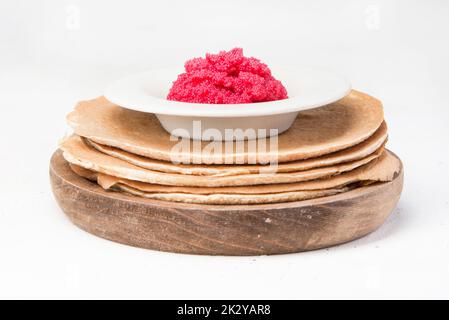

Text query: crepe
(70, 150), (398, 195)
(67, 90), (384, 164)
(83, 122), (387, 176)
(69, 150), (400, 204)
(113, 185), (352, 205)
(61, 135), (383, 187)
(69, 162), (352, 204)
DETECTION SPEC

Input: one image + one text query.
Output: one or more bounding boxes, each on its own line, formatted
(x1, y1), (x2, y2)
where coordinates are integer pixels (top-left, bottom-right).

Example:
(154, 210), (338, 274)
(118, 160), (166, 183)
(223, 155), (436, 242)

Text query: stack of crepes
(60, 90), (400, 205)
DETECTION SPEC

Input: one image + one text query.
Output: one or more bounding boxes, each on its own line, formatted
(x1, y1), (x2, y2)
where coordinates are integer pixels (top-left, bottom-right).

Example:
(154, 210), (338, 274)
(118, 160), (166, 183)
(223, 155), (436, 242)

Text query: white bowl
(105, 66), (351, 141)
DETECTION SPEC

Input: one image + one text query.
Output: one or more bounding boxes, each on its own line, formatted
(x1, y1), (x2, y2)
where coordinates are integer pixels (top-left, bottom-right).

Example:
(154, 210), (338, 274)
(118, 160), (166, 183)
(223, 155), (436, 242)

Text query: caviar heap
(167, 48), (288, 104)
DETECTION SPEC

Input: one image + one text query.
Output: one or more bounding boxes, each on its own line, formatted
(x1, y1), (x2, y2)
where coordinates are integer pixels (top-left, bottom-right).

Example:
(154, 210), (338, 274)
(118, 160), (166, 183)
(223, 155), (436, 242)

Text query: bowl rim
(104, 66), (352, 118)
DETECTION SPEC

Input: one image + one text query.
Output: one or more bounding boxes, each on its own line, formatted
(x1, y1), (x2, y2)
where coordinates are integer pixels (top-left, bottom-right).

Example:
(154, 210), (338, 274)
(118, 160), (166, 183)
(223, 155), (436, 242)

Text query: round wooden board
(50, 150), (403, 256)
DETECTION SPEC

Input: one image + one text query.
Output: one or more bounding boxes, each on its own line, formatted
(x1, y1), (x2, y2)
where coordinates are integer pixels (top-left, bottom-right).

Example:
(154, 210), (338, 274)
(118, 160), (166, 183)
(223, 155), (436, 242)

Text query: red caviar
(167, 48), (288, 104)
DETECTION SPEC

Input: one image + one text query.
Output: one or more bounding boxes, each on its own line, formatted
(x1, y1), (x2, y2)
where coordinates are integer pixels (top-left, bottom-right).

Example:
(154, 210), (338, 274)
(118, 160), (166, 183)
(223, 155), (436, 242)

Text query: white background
(1, 0), (449, 299)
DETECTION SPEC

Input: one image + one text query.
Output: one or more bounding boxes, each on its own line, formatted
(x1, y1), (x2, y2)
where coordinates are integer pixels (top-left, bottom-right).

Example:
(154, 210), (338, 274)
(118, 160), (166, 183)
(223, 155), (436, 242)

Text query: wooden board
(50, 150), (403, 256)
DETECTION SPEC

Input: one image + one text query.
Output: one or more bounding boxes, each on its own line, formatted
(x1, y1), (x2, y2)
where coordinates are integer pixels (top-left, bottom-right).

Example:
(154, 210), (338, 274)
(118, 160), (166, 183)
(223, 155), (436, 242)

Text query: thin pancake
(69, 150), (398, 195)
(83, 122), (388, 176)
(67, 90), (384, 164)
(115, 185), (352, 205)
(61, 135), (383, 187)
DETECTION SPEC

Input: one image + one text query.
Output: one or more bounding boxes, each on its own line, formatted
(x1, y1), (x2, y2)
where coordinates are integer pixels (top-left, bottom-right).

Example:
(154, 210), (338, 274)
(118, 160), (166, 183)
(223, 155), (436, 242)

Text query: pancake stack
(60, 90), (400, 205)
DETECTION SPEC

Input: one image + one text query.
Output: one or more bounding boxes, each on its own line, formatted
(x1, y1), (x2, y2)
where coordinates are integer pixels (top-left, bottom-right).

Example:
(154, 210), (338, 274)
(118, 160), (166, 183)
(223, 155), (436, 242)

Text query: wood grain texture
(50, 150), (403, 256)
